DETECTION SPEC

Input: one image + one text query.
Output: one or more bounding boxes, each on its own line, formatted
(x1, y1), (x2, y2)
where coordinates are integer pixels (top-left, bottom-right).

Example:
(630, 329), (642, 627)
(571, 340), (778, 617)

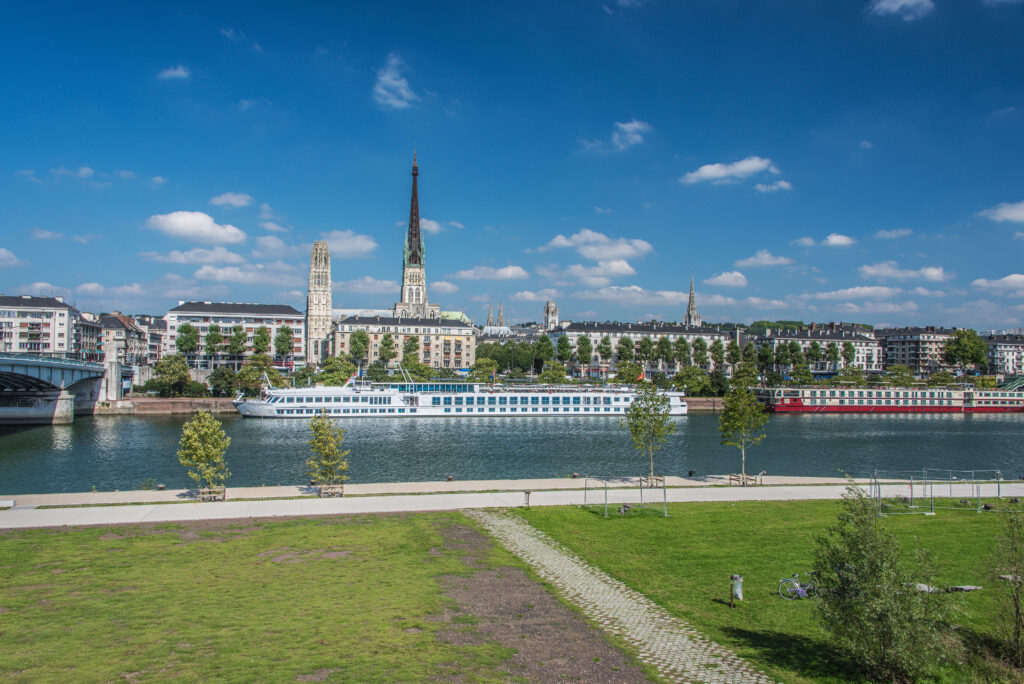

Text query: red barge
(756, 386), (1024, 414)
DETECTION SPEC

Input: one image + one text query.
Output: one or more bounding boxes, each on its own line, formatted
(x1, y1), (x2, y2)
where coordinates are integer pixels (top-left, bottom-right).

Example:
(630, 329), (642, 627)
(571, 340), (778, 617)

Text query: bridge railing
(0, 352), (105, 370)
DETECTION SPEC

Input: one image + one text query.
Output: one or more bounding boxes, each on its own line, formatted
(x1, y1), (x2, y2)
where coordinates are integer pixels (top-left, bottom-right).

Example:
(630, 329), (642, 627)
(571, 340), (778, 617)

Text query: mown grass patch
(518, 499), (1012, 683)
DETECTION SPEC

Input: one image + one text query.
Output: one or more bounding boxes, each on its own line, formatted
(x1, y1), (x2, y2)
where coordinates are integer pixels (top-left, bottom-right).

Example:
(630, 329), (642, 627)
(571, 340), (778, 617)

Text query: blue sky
(2, 0), (1023, 329)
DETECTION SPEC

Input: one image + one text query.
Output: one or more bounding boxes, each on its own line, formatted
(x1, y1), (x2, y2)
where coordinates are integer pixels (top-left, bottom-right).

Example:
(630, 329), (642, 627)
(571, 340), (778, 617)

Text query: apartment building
(329, 316), (476, 370)
(164, 301), (306, 364)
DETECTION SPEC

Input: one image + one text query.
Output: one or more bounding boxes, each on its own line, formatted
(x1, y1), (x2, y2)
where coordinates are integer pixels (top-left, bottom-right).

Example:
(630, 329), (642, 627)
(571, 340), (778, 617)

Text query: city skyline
(2, 2), (1024, 328)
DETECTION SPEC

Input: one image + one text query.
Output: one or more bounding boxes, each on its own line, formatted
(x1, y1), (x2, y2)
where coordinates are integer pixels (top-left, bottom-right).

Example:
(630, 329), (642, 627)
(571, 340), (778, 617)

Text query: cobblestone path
(466, 510), (774, 684)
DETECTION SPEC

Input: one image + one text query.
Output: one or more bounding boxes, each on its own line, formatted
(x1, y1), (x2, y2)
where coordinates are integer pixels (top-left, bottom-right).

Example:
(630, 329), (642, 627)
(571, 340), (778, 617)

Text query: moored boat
(756, 386), (1024, 413)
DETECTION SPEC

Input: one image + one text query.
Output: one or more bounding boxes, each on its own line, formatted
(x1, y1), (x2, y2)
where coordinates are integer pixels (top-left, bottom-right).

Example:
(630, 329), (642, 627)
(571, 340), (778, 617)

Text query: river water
(0, 413), (1021, 494)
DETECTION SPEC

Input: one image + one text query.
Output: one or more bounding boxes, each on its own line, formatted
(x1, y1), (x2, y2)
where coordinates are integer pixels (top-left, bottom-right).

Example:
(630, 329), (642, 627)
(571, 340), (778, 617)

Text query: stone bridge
(0, 353), (112, 425)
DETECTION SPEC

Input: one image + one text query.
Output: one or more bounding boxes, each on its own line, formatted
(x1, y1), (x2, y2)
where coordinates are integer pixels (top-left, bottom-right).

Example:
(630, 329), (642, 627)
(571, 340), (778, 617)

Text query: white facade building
(164, 301), (306, 365)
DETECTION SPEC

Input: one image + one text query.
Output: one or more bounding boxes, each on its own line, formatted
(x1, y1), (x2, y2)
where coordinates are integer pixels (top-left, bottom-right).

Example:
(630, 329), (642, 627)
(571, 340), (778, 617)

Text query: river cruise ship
(756, 386), (1024, 414)
(233, 378), (688, 419)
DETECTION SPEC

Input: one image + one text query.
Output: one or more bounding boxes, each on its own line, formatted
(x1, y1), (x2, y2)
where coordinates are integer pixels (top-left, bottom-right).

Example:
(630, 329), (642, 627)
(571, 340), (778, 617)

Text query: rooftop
(561, 320), (727, 335)
(336, 315), (474, 329)
(0, 294), (78, 312)
(169, 301), (303, 316)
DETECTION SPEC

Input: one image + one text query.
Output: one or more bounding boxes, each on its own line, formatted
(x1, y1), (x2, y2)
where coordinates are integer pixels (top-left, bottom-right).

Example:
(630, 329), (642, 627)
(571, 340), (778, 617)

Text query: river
(0, 413), (1021, 494)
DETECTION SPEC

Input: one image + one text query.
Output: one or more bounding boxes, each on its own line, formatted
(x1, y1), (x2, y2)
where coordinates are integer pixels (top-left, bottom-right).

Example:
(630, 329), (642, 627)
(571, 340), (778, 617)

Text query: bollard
(730, 574), (743, 608)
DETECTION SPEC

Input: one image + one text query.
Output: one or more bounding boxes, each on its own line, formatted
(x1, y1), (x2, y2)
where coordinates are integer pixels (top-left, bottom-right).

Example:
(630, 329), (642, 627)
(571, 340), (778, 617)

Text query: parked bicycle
(779, 572), (817, 600)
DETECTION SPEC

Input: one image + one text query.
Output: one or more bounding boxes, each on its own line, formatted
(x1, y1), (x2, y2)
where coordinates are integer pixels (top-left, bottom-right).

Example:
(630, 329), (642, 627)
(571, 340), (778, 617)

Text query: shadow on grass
(721, 627), (861, 681)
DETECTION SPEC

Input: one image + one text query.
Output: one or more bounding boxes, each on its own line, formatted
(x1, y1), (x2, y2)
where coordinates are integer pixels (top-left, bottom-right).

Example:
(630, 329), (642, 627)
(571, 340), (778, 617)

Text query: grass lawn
(518, 499), (1014, 683)
(0, 513), (521, 682)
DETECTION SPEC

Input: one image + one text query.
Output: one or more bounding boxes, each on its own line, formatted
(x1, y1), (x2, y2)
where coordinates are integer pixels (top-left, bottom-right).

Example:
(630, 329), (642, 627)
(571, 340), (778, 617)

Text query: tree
(674, 337), (692, 367)
(378, 333), (397, 367)
(825, 342), (840, 370)
(274, 325), (294, 359)
(616, 336), (635, 363)
(992, 507), (1024, 668)
(774, 343), (791, 370)
(177, 411), (231, 491)
(655, 336), (674, 371)
(307, 412), (349, 495)
(176, 323), (199, 356)
(791, 346), (806, 369)
(943, 328), (987, 375)
(252, 326), (271, 355)
(710, 339), (725, 370)
(673, 365), (709, 395)
(227, 325), (246, 358)
(292, 365), (317, 387)
(364, 361), (389, 382)
(841, 341), (857, 368)
(208, 365), (237, 397)
(834, 365), (867, 387)
(316, 356), (356, 386)
(539, 361), (567, 384)
(620, 382), (676, 480)
(742, 341), (757, 364)
(612, 361), (644, 384)
(883, 364), (915, 387)
(403, 335), (420, 359)
(349, 329), (369, 374)
(556, 335), (573, 364)
(576, 336), (593, 371)
(731, 361), (758, 390)
(692, 338), (708, 368)
(535, 335), (555, 364)
(813, 484), (951, 682)
(469, 357), (499, 383)
(725, 340), (741, 373)
(790, 365), (814, 385)
(756, 344), (774, 372)
(719, 386), (769, 483)
(807, 341), (823, 369)
(637, 337), (655, 368)
(235, 353), (285, 395)
(153, 354), (190, 396)
(597, 336), (613, 367)
(204, 324), (224, 359)
(927, 369), (955, 387)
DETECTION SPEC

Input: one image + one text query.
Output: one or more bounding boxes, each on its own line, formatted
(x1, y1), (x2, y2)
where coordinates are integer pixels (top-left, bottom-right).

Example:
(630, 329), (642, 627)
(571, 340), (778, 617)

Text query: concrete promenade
(3, 476), (1019, 530)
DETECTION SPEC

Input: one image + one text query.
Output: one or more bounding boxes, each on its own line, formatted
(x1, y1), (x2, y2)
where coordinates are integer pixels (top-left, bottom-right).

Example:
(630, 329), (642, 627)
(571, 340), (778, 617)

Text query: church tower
(485, 304), (494, 327)
(497, 301), (505, 327)
(394, 153), (440, 319)
(305, 240), (332, 364)
(683, 275), (702, 327)
(543, 300), (559, 331)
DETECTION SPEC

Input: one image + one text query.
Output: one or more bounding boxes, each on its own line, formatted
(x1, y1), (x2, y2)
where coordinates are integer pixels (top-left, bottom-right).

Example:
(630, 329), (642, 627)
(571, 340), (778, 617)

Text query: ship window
(510, 396), (518, 405)
(489, 407), (495, 412)
(531, 397), (539, 405)
(488, 397), (496, 405)
(573, 396), (581, 405)
(604, 397), (612, 405)
(499, 397), (507, 405)
(455, 397), (463, 405)
(432, 397), (441, 406)
(552, 396), (560, 405)
(443, 397), (452, 405)
(542, 397), (550, 405)
(444, 408), (451, 413)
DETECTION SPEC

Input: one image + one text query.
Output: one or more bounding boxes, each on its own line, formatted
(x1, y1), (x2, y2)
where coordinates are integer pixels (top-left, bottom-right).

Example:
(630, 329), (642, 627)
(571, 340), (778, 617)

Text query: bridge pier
(0, 390), (76, 425)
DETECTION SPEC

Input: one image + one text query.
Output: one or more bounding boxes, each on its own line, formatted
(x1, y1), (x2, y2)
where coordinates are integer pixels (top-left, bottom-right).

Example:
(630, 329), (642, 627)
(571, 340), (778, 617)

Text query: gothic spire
(685, 274), (701, 327)
(406, 152), (422, 266)
(497, 301), (505, 327)
(486, 303), (494, 327)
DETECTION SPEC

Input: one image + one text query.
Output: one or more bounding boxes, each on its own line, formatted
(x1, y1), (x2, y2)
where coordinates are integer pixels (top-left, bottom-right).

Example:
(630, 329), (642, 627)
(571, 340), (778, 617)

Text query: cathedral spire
(497, 301), (505, 327)
(406, 152), (422, 266)
(486, 304), (494, 327)
(685, 274), (701, 327)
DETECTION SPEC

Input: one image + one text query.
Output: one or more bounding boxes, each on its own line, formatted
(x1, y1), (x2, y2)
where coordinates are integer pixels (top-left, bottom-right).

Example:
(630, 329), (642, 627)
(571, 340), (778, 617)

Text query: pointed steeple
(486, 304), (494, 327)
(406, 152), (422, 266)
(497, 301), (505, 327)
(685, 274), (701, 327)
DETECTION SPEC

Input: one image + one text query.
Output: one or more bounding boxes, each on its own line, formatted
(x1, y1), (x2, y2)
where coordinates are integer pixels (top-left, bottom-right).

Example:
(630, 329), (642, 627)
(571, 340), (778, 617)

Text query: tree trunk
(741, 444), (746, 485)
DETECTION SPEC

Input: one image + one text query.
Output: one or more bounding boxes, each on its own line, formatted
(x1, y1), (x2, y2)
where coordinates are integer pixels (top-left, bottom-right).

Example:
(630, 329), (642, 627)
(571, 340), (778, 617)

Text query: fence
(869, 469), (1011, 515)
(581, 475), (670, 518)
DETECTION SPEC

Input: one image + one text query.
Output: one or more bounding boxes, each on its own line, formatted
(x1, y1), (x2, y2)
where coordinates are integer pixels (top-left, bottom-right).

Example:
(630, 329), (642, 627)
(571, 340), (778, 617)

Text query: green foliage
(790, 345), (805, 368)
(177, 411), (231, 490)
(774, 342), (791, 367)
(402, 335), (420, 357)
(235, 353), (284, 395)
(208, 366), (237, 397)
(825, 341), (840, 369)
(655, 336), (674, 368)
(175, 323), (199, 355)
(349, 329), (370, 369)
(992, 507), (1024, 668)
(813, 484), (953, 682)
(833, 365), (867, 387)
(636, 337), (655, 364)
(469, 357), (499, 383)
(597, 335), (613, 363)
(556, 335), (572, 364)
(708, 369), (729, 396)
(674, 337), (691, 366)
(731, 361), (758, 389)
(943, 328), (988, 373)
(183, 381), (210, 398)
(274, 325), (294, 358)
(692, 338), (708, 368)
(204, 324), (223, 357)
(789, 365), (814, 385)
(743, 320), (807, 336)
(154, 354), (190, 396)
(742, 341), (756, 363)
(431, 367), (458, 379)
(619, 382), (676, 479)
(612, 361), (644, 384)
(252, 326), (271, 355)
(927, 369), (955, 387)
(307, 412), (349, 490)
(883, 364), (916, 387)
(710, 339), (725, 368)
(365, 361), (389, 382)
(719, 386), (769, 479)
(807, 340), (822, 366)
(756, 344), (774, 371)
(317, 356), (356, 386)
(538, 361), (568, 384)
(398, 359), (434, 382)
(576, 335), (593, 367)
(841, 341), (856, 367)
(227, 325), (246, 356)
(534, 335), (555, 363)
(378, 333), (397, 366)
(673, 365), (709, 395)
(616, 336), (635, 362)
(725, 340), (741, 368)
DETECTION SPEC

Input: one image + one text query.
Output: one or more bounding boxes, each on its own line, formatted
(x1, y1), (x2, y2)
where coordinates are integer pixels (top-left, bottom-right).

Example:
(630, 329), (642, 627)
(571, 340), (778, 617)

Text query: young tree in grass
(227, 324), (246, 358)
(349, 329), (369, 375)
(176, 322), (199, 357)
(617, 336), (635, 363)
(307, 412), (349, 496)
(992, 507), (1024, 668)
(620, 381), (676, 480)
(725, 340), (741, 374)
(692, 338), (709, 369)
(718, 385), (769, 483)
(813, 484), (952, 682)
(378, 333), (397, 367)
(177, 410), (231, 491)
(710, 338), (725, 371)
(205, 324), (223, 359)
(655, 335), (674, 372)
(274, 325), (294, 359)
(402, 335), (420, 360)
(674, 337), (692, 367)
(826, 341), (840, 370)
(943, 328), (988, 375)
(576, 335), (593, 373)
(841, 341), (857, 368)
(252, 326), (271, 355)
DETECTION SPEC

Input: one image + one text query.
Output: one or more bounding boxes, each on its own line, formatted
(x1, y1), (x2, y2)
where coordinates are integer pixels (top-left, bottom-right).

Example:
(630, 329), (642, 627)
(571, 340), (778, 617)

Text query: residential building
(100, 313), (148, 366)
(164, 301), (306, 365)
(134, 315), (167, 365)
(0, 294), (87, 358)
(874, 326), (955, 375)
(76, 313), (103, 362)
(305, 240), (332, 365)
(329, 316), (476, 370)
(756, 326), (883, 372)
(393, 154), (441, 320)
(983, 334), (1024, 375)
(555, 321), (729, 375)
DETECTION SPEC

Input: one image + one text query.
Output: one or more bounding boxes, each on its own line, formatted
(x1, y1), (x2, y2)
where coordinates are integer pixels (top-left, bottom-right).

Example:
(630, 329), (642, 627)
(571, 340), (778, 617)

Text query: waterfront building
(134, 315), (167, 365)
(76, 313), (103, 362)
(305, 240), (333, 365)
(983, 334), (1024, 376)
(0, 294), (97, 359)
(543, 300), (559, 331)
(393, 154), (441, 320)
(683, 276), (702, 327)
(755, 325), (883, 372)
(329, 316), (476, 370)
(554, 321), (729, 376)
(874, 326), (954, 376)
(164, 301), (306, 365)
(99, 313), (148, 366)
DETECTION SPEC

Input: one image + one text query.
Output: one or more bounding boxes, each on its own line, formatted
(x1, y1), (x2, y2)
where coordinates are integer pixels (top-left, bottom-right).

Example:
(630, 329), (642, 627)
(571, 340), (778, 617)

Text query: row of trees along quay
(173, 322), (296, 365)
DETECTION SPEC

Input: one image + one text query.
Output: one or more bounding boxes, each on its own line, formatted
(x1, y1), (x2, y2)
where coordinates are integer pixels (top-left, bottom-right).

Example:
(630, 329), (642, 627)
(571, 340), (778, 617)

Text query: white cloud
(981, 200), (1024, 223)
(836, 300), (919, 314)
(420, 218), (444, 234)
(194, 261), (301, 287)
(72, 233), (100, 244)
(373, 52), (418, 109)
(116, 170), (136, 179)
(754, 180), (792, 193)
(151, 176), (168, 187)
(210, 192), (254, 208)
(680, 156), (776, 185)
(0, 248), (25, 267)
(594, 206), (613, 214)
(251, 235), (305, 259)
(858, 260), (952, 282)
(1016, 232), (1024, 240)
(145, 211), (246, 245)
(75, 282), (146, 298)
(972, 274), (1024, 296)
(611, 120), (652, 150)
(704, 271), (748, 287)
(734, 249), (794, 268)
(791, 236), (816, 247)
(875, 227), (912, 239)
(447, 220), (464, 229)
(563, 260), (637, 287)
(910, 286), (948, 297)
(538, 228), (653, 260)
(813, 286), (903, 300)
(822, 233), (856, 247)
(139, 246), (246, 265)
(76, 282), (104, 295)
(51, 166), (95, 179)
(157, 65), (191, 80)
(431, 280), (459, 294)
(572, 285), (739, 309)
(19, 282), (69, 296)
(868, 0), (935, 21)
(259, 203), (276, 220)
(744, 296), (789, 310)
(452, 265), (530, 280)
(511, 288), (560, 302)
(334, 276), (400, 294)
(260, 221), (288, 233)
(15, 169), (41, 183)
(323, 230), (377, 258)
(860, 140), (874, 150)
(31, 227), (64, 240)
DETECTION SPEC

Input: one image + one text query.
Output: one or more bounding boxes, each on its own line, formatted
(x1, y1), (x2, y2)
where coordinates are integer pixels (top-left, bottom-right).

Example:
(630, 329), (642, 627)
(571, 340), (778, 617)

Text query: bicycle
(779, 572), (817, 600)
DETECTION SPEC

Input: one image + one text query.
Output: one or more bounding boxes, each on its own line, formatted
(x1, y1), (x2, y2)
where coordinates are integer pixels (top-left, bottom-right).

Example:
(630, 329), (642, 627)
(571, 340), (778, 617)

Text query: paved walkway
(467, 510), (772, 684)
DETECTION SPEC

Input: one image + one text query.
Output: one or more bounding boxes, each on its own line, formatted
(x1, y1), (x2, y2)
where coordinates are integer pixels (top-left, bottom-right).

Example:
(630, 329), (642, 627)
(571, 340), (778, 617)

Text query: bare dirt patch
(295, 668), (339, 682)
(434, 522), (647, 683)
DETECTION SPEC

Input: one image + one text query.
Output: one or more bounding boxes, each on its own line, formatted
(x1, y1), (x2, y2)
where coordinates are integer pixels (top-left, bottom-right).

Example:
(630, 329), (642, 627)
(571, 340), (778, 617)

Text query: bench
(198, 487), (225, 501)
(639, 476), (665, 489)
(729, 473), (758, 487)
(319, 484), (345, 498)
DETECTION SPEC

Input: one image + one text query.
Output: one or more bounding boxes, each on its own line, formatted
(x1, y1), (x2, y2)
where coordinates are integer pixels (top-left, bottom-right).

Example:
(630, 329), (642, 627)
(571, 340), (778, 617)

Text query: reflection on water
(0, 412), (1021, 493)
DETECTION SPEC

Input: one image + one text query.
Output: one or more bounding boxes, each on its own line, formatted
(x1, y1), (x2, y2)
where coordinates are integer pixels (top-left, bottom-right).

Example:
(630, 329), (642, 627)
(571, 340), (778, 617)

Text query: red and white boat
(756, 386), (1024, 414)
